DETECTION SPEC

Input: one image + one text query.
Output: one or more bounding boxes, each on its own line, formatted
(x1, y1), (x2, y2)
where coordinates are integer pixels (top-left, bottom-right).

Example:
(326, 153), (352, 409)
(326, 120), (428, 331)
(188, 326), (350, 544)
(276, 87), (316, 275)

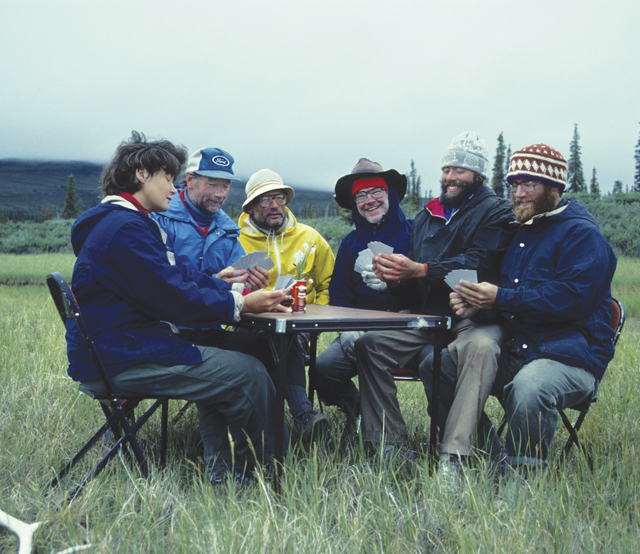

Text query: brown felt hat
(334, 158), (407, 209)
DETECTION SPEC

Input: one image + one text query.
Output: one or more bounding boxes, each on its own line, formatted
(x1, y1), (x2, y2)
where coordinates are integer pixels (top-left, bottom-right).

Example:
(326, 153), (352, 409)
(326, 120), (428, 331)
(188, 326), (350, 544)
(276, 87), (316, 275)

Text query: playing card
(354, 249), (374, 274)
(274, 274), (295, 290)
(444, 269), (478, 291)
(231, 251), (271, 270)
(367, 241), (394, 256)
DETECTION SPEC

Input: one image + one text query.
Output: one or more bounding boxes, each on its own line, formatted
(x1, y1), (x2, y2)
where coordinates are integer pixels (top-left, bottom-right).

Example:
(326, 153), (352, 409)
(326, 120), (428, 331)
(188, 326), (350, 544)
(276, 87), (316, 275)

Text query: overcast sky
(1, 0), (638, 194)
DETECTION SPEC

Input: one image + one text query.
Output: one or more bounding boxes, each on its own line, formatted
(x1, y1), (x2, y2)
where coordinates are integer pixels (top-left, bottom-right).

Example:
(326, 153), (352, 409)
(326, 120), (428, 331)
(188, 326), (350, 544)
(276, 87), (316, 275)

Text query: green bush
(0, 219), (74, 254)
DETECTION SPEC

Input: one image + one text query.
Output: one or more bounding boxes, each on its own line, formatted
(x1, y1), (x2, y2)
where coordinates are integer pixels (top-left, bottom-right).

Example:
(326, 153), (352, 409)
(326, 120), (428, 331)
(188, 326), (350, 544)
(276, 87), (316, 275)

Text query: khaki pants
(354, 320), (503, 451)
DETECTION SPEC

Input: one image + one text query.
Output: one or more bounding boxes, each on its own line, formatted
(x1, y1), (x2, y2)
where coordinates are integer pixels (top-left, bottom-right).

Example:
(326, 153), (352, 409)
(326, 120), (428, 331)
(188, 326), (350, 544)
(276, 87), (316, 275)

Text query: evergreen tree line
(490, 123), (640, 198)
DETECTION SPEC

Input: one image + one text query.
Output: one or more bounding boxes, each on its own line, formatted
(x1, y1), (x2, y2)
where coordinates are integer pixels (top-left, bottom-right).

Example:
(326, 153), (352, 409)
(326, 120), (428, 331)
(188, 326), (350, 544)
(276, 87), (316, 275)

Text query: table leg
(307, 333), (318, 405)
(429, 329), (444, 462)
(272, 333), (288, 494)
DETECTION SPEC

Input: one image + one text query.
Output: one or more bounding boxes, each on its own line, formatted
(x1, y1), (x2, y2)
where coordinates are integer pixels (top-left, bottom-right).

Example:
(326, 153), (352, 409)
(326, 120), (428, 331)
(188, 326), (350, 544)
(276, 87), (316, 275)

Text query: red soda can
(291, 280), (307, 313)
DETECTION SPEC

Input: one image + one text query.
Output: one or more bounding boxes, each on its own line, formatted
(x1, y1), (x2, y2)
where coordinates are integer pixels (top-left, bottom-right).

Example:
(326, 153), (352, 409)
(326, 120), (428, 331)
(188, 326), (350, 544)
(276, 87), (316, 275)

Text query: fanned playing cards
(367, 241), (394, 256)
(444, 269), (478, 291)
(231, 251), (275, 271)
(354, 249), (374, 274)
(274, 274), (295, 291)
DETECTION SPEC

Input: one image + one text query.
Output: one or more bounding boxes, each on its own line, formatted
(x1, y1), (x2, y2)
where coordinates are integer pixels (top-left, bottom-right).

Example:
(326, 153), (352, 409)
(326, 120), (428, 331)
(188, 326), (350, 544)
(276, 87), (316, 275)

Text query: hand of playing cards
(274, 274), (295, 291)
(354, 241), (394, 275)
(231, 251), (275, 271)
(444, 269), (478, 291)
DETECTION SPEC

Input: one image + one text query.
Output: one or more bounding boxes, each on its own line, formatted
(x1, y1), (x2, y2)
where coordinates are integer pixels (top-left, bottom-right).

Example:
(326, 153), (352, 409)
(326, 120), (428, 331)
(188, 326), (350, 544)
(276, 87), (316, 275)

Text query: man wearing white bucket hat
(239, 168), (335, 442)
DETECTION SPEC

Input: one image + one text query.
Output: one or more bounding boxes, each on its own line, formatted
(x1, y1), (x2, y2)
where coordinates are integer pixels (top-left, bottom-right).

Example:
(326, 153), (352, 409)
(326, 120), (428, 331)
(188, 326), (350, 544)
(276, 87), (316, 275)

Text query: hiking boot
(436, 454), (463, 493)
(367, 443), (417, 466)
(294, 410), (329, 445)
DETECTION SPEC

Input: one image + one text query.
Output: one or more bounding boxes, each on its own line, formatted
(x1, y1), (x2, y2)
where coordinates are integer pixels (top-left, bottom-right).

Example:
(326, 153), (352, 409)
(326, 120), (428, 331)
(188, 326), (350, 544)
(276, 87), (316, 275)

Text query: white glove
(362, 264), (388, 291)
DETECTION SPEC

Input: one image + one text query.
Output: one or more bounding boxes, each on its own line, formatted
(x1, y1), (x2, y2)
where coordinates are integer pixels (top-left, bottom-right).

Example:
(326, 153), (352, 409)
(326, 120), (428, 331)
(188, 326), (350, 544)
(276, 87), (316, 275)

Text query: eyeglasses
(258, 194), (287, 208)
(354, 187), (387, 204)
(507, 180), (541, 193)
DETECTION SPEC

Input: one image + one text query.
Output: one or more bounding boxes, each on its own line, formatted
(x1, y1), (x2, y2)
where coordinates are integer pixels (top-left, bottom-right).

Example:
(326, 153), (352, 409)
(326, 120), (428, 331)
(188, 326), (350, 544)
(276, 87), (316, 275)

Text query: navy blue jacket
(495, 199), (616, 379)
(329, 188), (412, 311)
(67, 199), (236, 381)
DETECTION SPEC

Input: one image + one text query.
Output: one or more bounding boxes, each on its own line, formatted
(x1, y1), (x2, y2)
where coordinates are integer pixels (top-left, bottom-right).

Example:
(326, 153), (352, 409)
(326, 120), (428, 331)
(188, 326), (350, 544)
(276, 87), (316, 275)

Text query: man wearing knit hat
(352, 132), (515, 470)
(314, 158), (413, 439)
(238, 168), (335, 443)
(452, 143), (617, 474)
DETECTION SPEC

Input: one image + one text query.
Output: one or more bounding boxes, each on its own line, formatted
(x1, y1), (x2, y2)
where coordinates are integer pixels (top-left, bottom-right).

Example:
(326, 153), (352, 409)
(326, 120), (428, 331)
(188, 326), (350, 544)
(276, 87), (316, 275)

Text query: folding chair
(497, 296), (626, 465)
(47, 272), (171, 500)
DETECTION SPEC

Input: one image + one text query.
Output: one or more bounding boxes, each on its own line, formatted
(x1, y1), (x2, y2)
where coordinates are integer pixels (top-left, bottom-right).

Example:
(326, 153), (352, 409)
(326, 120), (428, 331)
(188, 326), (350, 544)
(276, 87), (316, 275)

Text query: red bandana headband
(352, 176), (388, 196)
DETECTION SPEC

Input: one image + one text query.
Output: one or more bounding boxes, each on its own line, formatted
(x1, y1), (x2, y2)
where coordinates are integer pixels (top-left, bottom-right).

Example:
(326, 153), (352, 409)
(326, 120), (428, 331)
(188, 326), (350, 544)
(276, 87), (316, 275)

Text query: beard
(440, 176), (483, 208)
(251, 210), (284, 232)
(513, 185), (559, 222)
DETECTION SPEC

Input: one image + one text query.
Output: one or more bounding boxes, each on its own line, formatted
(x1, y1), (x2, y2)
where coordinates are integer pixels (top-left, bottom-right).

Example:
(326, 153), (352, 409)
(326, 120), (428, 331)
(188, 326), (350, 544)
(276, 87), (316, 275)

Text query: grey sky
(1, 0), (638, 194)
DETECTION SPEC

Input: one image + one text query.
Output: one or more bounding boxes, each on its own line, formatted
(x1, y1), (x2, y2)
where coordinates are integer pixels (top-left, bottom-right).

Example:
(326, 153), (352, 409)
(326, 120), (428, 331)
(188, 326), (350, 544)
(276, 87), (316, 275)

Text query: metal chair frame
(389, 297), (626, 464)
(47, 272), (171, 500)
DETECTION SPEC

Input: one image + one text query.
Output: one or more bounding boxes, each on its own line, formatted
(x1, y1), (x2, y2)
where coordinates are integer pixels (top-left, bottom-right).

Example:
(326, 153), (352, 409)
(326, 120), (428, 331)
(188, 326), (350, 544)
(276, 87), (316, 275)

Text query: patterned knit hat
(441, 132), (489, 179)
(506, 144), (567, 190)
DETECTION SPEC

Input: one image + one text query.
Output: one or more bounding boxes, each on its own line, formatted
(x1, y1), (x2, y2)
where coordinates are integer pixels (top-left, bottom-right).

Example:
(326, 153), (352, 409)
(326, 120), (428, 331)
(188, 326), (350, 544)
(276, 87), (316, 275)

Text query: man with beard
(238, 168), (335, 442)
(314, 159), (413, 438)
(352, 132), (515, 468)
(451, 143), (616, 474)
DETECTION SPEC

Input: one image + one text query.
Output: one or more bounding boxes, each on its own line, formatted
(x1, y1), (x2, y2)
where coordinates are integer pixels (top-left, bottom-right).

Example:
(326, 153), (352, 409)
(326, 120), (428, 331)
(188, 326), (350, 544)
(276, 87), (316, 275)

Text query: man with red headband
(314, 159), (413, 439)
(353, 132), (515, 471)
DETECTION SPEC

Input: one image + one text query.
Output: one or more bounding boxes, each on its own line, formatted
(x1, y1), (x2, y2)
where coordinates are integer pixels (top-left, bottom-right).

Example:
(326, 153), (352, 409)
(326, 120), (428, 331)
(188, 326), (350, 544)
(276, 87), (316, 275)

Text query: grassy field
(1, 255), (639, 553)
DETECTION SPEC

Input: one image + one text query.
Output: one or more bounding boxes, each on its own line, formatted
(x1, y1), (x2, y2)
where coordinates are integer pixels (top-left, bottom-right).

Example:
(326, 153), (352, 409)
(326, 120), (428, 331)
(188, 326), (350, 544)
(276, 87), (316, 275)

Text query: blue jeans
(315, 335), (360, 411)
(494, 341), (597, 468)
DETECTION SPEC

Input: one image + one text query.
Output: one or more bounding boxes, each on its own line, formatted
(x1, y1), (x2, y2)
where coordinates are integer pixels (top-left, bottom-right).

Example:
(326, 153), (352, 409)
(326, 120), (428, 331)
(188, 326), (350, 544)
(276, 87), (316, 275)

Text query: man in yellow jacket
(239, 168), (335, 442)
(238, 168), (334, 304)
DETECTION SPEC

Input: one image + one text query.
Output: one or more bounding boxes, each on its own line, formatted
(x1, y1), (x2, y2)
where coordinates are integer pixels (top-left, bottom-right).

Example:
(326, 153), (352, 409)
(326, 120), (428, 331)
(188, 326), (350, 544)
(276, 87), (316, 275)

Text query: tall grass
(1, 258), (639, 552)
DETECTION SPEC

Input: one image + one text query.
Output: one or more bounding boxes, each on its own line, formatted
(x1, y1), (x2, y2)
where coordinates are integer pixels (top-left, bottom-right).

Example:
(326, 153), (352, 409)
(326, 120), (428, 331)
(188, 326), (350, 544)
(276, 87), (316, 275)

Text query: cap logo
(212, 155), (230, 167)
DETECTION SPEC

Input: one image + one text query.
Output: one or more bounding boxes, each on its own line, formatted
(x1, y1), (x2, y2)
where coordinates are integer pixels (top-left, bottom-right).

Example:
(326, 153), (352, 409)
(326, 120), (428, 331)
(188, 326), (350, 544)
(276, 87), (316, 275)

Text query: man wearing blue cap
(153, 147), (269, 293)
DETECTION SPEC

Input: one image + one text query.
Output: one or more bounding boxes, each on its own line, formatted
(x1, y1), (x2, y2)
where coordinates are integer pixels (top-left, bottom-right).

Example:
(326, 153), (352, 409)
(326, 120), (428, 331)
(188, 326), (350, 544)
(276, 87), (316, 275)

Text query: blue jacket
(67, 198), (237, 382)
(495, 199), (617, 379)
(151, 191), (245, 280)
(329, 188), (412, 311)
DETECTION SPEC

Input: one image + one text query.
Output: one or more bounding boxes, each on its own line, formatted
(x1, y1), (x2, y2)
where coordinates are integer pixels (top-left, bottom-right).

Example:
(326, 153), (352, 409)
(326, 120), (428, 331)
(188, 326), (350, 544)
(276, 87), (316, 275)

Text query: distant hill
(0, 159), (337, 220)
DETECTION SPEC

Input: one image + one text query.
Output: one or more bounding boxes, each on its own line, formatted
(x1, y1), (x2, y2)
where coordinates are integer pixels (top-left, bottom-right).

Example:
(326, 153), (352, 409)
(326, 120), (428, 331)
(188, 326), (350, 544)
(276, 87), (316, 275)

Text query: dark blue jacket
(495, 199), (617, 379)
(329, 187), (412, 311)
(67, 199), (236, 381)
(397, 186), (515, 319)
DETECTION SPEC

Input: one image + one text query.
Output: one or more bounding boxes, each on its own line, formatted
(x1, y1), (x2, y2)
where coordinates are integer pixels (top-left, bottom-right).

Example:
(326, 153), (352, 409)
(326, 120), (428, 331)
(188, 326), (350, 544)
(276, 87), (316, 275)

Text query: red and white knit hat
(506, 144), (567, 190)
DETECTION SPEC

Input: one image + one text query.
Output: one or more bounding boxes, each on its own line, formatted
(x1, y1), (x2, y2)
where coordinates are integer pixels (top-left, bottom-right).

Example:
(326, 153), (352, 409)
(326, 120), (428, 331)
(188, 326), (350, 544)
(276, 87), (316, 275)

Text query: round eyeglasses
(507, 180), (541, 193)
(354, 187), (387, 204)
(258, 194), (287, 208)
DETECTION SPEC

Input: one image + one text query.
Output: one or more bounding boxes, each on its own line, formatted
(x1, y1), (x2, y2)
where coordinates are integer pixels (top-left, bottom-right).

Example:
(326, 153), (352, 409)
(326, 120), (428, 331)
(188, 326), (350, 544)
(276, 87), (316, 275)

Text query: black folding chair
(47, 272), (171, 500)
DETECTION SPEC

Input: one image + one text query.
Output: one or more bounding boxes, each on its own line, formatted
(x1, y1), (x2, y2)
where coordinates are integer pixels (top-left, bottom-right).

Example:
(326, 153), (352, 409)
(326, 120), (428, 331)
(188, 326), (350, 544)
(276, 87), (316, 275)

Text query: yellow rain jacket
(238, 208), (335, 305)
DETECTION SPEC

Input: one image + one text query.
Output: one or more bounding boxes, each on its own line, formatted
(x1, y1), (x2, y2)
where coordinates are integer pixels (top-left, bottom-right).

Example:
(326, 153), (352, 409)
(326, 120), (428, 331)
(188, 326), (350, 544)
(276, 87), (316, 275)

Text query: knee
(505, 371), (550, 415)
(353, 332), (378, 357)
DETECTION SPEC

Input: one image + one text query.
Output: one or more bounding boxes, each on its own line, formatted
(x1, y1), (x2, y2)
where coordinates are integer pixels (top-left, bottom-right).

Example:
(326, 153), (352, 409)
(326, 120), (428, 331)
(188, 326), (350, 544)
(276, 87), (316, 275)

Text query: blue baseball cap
(186, 147), (241, 181)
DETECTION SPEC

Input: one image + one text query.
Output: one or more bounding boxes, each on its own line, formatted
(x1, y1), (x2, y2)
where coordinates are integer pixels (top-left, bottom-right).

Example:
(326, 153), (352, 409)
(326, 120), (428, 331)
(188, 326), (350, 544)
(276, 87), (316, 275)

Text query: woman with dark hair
(66, 132), (289, 484)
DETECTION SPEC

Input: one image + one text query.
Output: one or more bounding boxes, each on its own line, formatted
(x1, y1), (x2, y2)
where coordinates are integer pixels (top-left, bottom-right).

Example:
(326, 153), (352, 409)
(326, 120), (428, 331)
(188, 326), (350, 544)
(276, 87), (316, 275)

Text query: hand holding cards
(444, 269), (478, 291)
(231, 251), (275, 271)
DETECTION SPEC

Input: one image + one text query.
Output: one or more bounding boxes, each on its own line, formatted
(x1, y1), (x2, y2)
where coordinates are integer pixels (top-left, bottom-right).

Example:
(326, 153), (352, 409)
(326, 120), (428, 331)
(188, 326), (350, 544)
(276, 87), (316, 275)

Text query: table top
(237, 304), (449, 334)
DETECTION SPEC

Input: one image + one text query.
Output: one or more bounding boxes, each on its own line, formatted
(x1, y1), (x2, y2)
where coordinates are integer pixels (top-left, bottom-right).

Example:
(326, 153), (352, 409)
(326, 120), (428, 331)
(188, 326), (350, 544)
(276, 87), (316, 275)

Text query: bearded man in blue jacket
(452, 143), (617, 472)
(68, 132), (289, 485)
(314, 158), (412, 430)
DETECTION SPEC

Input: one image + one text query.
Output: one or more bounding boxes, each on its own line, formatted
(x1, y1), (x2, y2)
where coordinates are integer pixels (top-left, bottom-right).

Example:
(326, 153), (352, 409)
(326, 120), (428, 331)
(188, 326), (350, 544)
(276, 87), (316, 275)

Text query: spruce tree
(612, 180), (623, 194)
(491, 132), (506, 198)
(567, 124), (586, 193)
(62, 174), (82, 219)
(402, 159), (422, 213)
(634, 122), (640, 192)
(589, 167), (600, 197)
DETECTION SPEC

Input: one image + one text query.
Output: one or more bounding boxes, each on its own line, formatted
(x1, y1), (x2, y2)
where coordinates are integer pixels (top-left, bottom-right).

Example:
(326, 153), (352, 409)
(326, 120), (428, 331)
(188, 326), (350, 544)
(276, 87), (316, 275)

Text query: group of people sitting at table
(65, 130), (616, 488)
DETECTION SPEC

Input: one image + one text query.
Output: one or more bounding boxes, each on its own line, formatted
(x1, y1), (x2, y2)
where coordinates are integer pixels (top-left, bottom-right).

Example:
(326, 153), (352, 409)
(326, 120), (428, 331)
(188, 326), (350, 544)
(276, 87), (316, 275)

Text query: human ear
(136, 168), (148, 184)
